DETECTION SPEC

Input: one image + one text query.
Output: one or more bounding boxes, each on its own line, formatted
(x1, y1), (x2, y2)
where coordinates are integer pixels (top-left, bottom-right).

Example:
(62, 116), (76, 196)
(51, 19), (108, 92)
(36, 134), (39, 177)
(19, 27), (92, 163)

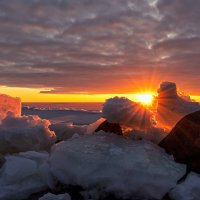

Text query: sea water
(22, 102), (103, 112)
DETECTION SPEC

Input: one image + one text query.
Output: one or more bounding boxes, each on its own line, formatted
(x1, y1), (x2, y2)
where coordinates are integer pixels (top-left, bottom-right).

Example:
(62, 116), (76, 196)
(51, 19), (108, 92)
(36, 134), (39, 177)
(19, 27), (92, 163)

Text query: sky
(0, 0), (200, 102)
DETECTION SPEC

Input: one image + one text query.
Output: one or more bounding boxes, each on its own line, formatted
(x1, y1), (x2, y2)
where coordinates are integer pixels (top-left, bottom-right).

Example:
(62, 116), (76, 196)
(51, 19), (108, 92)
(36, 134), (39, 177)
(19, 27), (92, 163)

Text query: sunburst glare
(134, 94), (154, 105)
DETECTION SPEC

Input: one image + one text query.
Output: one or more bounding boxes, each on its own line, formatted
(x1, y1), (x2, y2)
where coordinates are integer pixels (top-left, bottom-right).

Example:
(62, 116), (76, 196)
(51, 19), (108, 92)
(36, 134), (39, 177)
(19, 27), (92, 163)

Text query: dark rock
(95, 120), (123, 135)
(159, 110), (200, 173)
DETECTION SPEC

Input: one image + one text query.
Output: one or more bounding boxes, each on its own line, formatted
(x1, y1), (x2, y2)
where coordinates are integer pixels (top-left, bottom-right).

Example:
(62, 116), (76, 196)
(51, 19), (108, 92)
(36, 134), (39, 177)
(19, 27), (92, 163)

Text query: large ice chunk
(156, 82), (200, 129)
(0, 114), (56, 154)
(50, 132), (186, 200)
(0, 94), (21, 122)
(50, 122), (87, 141)
(49, 118), (105, 141)
(0, 151), (53, 200)
(39, 193), (71, 200)
(102, 97), (152, 130)
(170, 172), (200, 200)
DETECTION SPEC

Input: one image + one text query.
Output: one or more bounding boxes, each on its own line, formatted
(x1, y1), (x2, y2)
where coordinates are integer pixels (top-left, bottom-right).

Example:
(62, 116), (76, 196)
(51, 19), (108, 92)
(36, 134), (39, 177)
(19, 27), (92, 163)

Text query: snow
(0, 151), (52, 200)
(170, 172), (200, 200)
(50, 131), (186, 200)
(102, 97), (152, 130)
(0, 114), (56, 154)
(39, 193), (71, 200)
(0, 94), (21, 122)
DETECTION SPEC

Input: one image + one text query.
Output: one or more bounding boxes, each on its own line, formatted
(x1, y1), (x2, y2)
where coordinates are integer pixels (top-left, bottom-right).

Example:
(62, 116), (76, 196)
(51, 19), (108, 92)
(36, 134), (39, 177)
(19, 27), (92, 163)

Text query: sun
(134, 93), (154, 105)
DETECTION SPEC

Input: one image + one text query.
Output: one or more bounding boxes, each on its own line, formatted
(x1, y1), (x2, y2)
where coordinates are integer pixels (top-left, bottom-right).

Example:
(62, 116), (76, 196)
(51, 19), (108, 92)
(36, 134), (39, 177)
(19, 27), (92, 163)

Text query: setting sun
(134, 94), (154, 105)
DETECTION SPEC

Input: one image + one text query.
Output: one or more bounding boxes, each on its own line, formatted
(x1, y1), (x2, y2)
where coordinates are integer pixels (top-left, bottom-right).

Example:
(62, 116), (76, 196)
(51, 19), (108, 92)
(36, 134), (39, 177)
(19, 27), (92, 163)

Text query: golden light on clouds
(0, 86), (156, 103)
(1, 86), (199, 103)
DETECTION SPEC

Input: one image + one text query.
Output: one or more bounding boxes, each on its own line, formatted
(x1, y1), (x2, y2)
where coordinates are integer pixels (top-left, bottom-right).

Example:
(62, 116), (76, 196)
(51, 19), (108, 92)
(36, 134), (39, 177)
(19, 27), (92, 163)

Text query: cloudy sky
(0, 0), (200, 100)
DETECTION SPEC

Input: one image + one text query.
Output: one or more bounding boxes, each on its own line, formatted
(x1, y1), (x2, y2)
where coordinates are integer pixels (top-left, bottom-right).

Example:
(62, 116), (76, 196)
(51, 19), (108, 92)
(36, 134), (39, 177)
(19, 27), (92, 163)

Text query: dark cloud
(0, 0), (199, 94)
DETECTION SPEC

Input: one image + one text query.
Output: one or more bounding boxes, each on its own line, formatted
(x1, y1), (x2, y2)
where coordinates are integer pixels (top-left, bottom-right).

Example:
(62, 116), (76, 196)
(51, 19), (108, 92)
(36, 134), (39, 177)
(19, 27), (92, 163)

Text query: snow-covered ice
(39, 193), (71, 200)
(170, 172), (200, 200)
(0, 94), (21, 122)
(0, 114), (56, 154)
(0, 151), (53, 200)
(50, 131), (186, 200)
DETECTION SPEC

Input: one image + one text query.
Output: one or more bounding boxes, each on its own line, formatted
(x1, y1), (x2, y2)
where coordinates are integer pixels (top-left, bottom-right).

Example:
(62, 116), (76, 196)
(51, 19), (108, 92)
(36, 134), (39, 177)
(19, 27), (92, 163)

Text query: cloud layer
(0, 0), (199, 94)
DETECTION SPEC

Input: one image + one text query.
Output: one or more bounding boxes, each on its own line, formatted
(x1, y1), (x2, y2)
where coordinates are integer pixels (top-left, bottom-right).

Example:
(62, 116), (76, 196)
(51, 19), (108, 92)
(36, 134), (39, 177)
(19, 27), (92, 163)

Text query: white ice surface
(39, 193), (71, 200)
(0, 114), (56, 154)
(170, 172), (200, 200)
(0, 151), (53, 200)
(50, 131), (186, 200)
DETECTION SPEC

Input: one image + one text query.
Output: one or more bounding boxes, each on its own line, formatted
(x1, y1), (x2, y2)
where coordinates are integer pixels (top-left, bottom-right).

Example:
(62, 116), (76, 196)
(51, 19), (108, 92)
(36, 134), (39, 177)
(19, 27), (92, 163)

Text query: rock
(159, 111), (200, 173)
(95, 120), (123, 135)
(0, 154), (5, 168)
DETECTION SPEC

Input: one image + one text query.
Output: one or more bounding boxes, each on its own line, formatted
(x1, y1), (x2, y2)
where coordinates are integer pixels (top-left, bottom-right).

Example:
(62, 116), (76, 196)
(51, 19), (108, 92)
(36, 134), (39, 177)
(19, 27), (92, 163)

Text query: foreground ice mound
(0, 94), (21, 122)
(170, 172), (200, 200)
(102, 97), (152, 130)
(0, 151), (52, 200)
(0, 114), (56, 154)
(39, 193), (71, 200)
(50, 132), (186, 200)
